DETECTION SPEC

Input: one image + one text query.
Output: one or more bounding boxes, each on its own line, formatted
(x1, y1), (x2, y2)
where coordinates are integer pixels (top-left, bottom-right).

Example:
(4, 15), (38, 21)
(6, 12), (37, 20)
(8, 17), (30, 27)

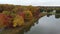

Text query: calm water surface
(24, 15), (60, 34)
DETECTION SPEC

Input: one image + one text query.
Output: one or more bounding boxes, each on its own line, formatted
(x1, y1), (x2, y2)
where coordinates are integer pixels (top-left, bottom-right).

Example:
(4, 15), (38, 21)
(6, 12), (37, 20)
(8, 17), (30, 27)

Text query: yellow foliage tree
(13, 15), (25, 27)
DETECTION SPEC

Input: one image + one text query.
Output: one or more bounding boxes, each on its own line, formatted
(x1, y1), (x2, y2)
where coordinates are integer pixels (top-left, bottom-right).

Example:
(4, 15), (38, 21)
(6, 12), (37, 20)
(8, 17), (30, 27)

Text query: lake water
(24, 15), (60, 34)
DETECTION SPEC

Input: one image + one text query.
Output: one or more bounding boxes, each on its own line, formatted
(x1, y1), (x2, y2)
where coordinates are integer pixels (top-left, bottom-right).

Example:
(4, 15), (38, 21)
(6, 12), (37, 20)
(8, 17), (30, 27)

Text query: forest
(0, 4), (60, 29)
(0, 4), (42, 28)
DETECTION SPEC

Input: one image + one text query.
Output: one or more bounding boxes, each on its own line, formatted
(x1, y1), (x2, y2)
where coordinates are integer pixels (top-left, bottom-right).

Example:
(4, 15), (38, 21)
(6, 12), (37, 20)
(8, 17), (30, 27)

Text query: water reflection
(47, 14), (52, 17)
(25, 15), (60, 34)
(46, 10), (60, 18)
(47, 13), (60, 18)
(55, 15), (60, 18)
(47, 14), (60, 18)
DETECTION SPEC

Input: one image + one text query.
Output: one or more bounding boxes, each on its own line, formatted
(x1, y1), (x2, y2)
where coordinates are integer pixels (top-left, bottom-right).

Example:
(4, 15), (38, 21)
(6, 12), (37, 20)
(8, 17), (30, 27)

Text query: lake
(24, 15), (60, 34)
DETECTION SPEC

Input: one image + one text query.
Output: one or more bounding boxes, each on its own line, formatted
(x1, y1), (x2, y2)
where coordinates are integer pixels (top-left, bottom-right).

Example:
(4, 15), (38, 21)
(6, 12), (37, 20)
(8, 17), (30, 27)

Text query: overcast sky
(0, 0), (60, 6)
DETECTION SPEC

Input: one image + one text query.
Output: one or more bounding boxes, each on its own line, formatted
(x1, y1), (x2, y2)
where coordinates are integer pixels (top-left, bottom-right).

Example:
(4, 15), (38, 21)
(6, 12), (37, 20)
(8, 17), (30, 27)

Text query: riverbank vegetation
(0, 4), (60, 29)
(0, 4), (44, 28)
(0, 4), (60, 34)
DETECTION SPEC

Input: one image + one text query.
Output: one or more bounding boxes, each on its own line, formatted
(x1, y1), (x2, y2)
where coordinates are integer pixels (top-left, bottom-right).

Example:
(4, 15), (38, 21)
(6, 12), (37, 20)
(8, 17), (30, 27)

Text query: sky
(0, 0), (60, 6)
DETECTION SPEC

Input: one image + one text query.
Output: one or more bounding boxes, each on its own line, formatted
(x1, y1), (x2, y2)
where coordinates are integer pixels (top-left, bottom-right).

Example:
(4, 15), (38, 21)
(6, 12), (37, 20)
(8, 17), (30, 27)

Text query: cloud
(0, 0), (60, 6)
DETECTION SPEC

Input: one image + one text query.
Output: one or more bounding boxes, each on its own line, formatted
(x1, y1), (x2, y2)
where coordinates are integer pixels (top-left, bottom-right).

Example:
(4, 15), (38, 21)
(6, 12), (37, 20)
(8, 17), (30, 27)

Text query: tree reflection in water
(55, 10), (60, 18)
(55, 15), (60, 18)
(47, 14), (60, 18)
(46, 10), (60, 18)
